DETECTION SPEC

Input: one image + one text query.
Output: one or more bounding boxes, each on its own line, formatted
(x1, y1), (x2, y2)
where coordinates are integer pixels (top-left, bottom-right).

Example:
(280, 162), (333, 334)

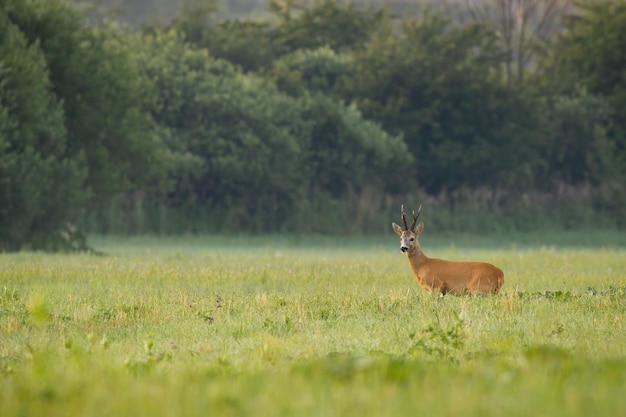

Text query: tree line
(1, 0), (625, 250)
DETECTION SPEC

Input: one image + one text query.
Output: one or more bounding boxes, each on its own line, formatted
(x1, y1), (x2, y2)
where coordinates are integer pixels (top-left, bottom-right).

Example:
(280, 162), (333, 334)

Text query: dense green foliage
(1, 237), (626, 415)
(1, 0), (626, 248)
(0, 10), (85, 250)
(539, 0), (626, 221)
(338, 14), (542, 192)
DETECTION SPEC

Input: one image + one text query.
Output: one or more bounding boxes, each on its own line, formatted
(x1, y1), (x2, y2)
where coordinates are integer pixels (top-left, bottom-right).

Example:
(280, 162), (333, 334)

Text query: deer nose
(400, 246), (408, 253)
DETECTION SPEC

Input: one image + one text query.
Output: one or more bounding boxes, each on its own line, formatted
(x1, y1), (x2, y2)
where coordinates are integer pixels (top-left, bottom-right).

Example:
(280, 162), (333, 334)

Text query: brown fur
(392, 221), (504, 295)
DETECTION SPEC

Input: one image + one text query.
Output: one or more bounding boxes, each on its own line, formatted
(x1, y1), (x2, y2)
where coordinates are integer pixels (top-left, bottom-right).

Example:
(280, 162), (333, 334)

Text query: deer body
(392, 205), (504, 295)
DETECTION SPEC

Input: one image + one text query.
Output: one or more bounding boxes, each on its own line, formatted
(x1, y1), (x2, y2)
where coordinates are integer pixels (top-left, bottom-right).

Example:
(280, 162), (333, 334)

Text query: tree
(302, 94), (412, 198)
(129, 30), (313, 231)
(0, 14), (85, 250)
(272, 46), (354, 95)
(202, 19), (277, 72)
(444, 0), (574, 88)
(267, 0), (384, 53)
(128, 29), (412, 232)
(168, 0), (384, 73)
(340, 13), (541, 192)
(6, 0), (166, 204)
(537, 90), (616, 185)
(538, 0), (626, 222)
(546, 1), (626, 131)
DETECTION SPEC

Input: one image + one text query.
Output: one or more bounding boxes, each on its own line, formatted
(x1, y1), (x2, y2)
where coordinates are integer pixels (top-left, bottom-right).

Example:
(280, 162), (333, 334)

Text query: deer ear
(415, 221), (424, 236)
(392, 222), (403, 235)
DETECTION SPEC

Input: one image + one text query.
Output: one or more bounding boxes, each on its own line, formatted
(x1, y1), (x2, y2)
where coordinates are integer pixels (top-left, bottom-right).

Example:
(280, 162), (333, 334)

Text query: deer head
(392, 204), (423, 253)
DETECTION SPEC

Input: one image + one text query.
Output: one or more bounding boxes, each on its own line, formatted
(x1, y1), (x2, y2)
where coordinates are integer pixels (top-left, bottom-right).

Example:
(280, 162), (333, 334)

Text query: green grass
(1, 233), (626, 417)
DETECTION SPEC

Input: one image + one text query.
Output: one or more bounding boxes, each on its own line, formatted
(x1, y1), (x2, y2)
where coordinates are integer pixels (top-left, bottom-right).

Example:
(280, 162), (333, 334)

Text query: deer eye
(410, 238), (414, 242)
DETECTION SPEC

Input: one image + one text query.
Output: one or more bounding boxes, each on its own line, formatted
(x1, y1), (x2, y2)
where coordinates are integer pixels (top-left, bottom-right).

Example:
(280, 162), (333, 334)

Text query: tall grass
(79, 186), (622, 235)
(1, 235), (625, 416)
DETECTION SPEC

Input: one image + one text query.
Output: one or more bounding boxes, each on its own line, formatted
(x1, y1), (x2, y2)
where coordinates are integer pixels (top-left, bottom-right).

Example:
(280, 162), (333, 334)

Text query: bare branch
(449, 0), (574, 87)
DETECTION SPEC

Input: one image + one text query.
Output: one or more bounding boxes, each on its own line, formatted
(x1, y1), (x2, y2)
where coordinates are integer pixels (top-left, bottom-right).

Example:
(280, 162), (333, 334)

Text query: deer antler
(410, 205), (422, 230)
(400, 204), (409, 230)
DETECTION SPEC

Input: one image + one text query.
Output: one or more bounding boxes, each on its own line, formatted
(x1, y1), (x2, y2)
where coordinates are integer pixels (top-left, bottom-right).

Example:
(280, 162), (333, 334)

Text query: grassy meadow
(1, 232), (626, 416)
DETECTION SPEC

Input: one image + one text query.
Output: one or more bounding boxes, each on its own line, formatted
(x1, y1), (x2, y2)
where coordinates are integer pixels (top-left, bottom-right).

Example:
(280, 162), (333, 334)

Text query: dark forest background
(1, 0), (625, 250)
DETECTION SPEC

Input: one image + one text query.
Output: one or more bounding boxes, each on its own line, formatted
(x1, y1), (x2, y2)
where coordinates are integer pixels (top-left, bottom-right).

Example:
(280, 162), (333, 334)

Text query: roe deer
(392, 205), (504, 295)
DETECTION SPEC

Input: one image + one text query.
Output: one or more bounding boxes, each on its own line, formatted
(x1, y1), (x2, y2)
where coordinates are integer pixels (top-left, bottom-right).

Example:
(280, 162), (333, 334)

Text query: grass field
(1, 233), (626, 416)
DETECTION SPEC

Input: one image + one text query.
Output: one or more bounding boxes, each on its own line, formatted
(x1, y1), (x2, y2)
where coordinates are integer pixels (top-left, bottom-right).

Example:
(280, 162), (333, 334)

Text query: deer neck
(406, 244), (428, 270)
